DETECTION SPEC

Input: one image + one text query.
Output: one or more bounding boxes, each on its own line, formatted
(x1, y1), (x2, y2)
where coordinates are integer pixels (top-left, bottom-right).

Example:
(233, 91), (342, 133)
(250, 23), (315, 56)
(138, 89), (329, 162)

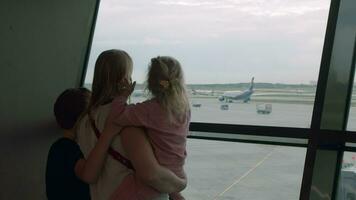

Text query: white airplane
(191, 89), (215, 96)
(218, 77), (254, 103)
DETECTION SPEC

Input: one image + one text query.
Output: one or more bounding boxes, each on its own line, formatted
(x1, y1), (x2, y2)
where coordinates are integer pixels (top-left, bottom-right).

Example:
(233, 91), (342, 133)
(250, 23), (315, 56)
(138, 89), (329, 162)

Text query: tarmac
(182, 139), (305, 200)
(130, 96), (356, 199)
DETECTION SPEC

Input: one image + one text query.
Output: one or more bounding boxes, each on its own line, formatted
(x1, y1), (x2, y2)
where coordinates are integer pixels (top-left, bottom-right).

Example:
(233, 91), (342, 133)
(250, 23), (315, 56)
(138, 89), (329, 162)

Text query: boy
(46, 88), (91, 200)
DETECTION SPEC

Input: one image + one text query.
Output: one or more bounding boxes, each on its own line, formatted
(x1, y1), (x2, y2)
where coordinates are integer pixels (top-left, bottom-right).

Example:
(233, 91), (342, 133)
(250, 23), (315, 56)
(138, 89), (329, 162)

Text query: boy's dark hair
(54, 88), (91, 130)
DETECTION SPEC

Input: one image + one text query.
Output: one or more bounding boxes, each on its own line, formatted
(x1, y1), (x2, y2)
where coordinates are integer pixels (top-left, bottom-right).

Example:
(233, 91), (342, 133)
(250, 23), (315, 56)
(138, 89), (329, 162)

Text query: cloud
(86, 0), (331, 84)
(94, 37), (182, 46)
(143, 37), (182, 45)
(157, 0), (217, 7)
(157, 0), (329, 17)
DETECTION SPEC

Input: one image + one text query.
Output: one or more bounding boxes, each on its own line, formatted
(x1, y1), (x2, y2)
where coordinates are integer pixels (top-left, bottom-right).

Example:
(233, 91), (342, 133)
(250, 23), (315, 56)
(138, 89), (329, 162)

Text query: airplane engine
(218, 96), (225, 102)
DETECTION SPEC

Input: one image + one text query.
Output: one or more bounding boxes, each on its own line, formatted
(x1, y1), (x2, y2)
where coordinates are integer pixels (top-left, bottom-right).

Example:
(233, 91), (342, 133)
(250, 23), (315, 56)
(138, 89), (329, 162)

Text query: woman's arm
(121, 127), (186, 193)
(75, 128), (118, 184)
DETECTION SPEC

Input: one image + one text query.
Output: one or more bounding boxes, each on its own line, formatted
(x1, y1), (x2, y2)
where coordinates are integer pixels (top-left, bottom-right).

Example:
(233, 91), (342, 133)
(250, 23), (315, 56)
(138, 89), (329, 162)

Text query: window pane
(337, 151), (356, 200)
(85, 0), (330, 128)
(349, 103), (356, 130)
(324, 0), (356, 131)
(183, 139), (306, 199)
(343, 0), (356, 131)
(347, 64), (356, 131)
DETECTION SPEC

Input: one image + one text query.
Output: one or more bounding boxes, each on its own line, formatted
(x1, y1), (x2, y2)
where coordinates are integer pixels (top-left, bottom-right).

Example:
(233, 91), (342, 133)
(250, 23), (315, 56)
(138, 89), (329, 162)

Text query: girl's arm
(106, 80), (154, 129)
(74, 128), (118, 184)
(121, 127), (186, 193)
(107, 95), (151, 128)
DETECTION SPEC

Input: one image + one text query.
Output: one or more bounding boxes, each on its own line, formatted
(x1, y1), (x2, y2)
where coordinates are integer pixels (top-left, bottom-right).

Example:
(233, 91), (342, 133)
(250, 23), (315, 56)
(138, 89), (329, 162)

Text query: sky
(84, 0), (330, 84)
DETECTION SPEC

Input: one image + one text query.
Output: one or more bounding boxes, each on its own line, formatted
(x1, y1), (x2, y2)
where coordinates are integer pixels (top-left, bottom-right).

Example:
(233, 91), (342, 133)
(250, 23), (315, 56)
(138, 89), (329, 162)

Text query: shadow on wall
(0, 120), (61, 200)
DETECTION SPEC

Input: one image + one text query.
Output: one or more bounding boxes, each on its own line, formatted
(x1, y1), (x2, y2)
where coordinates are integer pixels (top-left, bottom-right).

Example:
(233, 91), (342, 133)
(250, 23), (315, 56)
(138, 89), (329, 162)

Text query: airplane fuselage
(219, 77), (254, 103)
(219, 89), (254, 103)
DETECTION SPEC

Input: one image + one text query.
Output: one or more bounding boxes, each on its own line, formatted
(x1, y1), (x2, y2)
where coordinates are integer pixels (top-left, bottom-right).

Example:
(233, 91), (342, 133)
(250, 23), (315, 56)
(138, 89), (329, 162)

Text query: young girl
(105, 56), (190, 200)
(75, 50), (185, 200)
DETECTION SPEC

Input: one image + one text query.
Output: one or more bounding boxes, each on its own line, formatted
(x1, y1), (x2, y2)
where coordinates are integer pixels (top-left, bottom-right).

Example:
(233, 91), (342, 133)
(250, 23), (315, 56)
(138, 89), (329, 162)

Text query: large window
(82, 0), (356, 199)
(84, 0), (330, 128)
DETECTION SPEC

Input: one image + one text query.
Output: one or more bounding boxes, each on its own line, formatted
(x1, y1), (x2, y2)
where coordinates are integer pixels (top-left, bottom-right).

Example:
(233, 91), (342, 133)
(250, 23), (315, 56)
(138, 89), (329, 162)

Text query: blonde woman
(105, 56), (190, 200)
(75, 50), (186, 200)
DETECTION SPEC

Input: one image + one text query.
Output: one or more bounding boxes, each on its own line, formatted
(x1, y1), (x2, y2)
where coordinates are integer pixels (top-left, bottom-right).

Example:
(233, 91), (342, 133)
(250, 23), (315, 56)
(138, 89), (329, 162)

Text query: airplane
(191, 89), (215, 96)
(218, 77), (254, 103)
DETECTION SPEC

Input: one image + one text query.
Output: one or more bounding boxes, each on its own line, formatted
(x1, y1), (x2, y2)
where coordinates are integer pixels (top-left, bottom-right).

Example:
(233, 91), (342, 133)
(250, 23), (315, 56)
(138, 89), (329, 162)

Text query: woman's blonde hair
(88, 49), (133, 111)
(147, 56), (190, 123)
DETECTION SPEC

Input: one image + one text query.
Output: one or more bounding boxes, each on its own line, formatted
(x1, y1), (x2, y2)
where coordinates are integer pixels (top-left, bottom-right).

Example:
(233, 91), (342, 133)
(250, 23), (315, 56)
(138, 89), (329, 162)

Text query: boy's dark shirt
(46, 137), (90, 200)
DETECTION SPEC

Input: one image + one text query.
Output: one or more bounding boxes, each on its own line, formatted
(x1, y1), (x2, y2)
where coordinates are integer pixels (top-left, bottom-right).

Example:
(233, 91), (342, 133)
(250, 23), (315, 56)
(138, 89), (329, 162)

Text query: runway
(132, 96), (356, 129)
(190, 98), (313, 128)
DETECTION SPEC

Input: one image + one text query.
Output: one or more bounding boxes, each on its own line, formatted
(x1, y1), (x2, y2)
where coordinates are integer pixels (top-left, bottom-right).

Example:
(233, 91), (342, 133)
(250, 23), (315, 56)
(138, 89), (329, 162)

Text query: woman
(75, 49), (186, 200)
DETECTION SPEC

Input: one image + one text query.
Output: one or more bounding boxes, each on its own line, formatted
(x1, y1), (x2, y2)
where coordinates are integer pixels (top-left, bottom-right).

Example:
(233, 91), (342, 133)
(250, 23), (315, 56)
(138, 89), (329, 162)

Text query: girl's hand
(118, 79), (136, 98)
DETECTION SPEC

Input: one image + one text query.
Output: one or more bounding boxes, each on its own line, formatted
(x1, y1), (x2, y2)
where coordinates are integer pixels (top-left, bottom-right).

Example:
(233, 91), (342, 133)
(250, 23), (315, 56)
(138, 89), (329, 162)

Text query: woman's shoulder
(131, 98), (160, 109)
(139, 98), (157, 104)
(76, 104), (112, 150)
(95, 103), (112, 114)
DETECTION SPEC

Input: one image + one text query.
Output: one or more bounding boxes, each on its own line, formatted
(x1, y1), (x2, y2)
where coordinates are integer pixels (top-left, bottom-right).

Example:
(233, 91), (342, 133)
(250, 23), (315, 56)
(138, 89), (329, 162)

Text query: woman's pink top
(109, 96), (190, 200)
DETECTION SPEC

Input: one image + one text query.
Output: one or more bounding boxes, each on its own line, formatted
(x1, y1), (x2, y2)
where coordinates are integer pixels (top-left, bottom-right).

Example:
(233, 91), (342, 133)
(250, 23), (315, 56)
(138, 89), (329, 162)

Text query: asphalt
(182, 139), (305, 200)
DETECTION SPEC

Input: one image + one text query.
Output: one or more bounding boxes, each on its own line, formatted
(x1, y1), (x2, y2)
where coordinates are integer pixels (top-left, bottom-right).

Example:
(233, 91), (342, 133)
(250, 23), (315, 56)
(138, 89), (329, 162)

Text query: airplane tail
(249, 77), (254, 90)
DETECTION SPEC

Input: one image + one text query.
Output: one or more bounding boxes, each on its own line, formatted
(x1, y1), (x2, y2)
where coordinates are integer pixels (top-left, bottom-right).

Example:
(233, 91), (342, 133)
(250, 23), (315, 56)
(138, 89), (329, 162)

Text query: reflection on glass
(348, 102), (356, 130)
(347, 56), (356, 131)
(84, 0), (330, 128)
(337, 152), (356, 200)
(183, 139), (306, 199)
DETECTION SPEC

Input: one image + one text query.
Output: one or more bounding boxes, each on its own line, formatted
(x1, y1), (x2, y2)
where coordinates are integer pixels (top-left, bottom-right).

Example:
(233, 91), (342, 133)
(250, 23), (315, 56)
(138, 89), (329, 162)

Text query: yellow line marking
(213, 148), (275, 199)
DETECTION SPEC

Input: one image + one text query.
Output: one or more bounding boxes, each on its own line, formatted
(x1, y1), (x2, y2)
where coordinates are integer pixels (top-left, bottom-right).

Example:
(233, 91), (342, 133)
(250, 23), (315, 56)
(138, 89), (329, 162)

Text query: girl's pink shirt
(109, 96), (190, 200)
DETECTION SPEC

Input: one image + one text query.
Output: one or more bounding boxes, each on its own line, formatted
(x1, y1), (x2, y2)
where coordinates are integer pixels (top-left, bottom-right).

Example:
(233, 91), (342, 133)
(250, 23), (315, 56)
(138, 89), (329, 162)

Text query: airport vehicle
(192, 103), (202, 108)
(220, 104), (229, 110)
(218, 77), (254, 103)
(256, 103), (272, 114)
